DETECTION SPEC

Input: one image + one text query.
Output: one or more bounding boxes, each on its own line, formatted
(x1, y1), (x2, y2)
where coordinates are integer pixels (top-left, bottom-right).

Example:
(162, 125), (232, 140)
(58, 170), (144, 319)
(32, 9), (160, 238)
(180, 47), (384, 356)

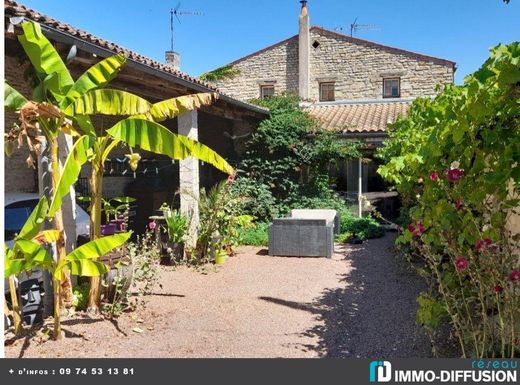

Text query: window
(260, 85), (275, 99)
(319, 82), (335, 102)
(383, 78), (400, 98)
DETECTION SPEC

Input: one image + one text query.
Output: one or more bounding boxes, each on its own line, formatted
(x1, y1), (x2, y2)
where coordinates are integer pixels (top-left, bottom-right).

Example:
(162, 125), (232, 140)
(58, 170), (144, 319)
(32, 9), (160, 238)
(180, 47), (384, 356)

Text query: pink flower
(494, 284), (504, 293)
(429, 171), (439, 182)
(455, 198), (463, 210)
(508, 270), (520, 282)
(408, 222), (426, 237)
(455, 256), (469, 271)
(475, 238), (493, 252)
(446, 168), (464, 183)
(148, 221), (157, 230)
(227, 174), (236, 183)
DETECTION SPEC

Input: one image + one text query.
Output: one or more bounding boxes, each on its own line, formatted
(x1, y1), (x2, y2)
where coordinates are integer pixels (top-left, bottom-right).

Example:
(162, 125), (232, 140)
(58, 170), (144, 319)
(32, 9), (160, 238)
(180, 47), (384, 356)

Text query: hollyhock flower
(429, 171), (439, 182)
(508, 270), (520, 282)
(450, 161), (460, 170)
(227, 174), (236, 183)
(446, 168), (464, 183)
(455, 256), (469, 271)
(408, 222), (426, 237)
(493, 284), (504, 293)
(455, 198), (463, 210)
(475, 238), (493, 252)
(148, 221), (157, 230)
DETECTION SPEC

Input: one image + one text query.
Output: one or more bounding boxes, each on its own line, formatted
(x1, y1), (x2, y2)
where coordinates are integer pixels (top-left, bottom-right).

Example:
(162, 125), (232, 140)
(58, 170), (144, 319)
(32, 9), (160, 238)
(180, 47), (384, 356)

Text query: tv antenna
(170, 2), (204, 51)
(335, 17), (380, 37)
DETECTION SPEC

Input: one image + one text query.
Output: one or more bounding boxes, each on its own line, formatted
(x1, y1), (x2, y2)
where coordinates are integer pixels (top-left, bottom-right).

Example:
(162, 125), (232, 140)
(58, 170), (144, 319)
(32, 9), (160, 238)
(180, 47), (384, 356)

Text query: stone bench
(268, 218), (334, 258)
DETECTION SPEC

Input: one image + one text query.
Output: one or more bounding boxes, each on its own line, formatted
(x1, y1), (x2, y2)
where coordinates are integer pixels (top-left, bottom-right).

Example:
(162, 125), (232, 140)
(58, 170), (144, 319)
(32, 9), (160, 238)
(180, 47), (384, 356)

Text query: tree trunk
(8, 276), (23, 335)
(49, 136), (70, 340)
(87, 167), (103, 312)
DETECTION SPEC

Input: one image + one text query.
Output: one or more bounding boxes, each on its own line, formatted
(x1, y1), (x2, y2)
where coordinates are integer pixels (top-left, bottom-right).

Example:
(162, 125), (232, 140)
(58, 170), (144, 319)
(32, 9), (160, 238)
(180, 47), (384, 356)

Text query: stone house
(4, 0), (268, 244)
(209, 1), (456, 214)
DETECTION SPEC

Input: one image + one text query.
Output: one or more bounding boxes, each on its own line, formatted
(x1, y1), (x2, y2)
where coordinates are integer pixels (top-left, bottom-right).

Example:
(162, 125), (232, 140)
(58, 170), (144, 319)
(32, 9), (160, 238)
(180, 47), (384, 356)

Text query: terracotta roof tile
(306, 100), (412, 134)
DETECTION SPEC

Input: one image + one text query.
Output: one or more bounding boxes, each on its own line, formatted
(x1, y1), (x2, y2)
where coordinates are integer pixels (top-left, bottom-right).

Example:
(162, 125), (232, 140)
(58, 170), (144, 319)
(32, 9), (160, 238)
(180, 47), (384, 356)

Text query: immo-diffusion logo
(369, 361), (392, 382)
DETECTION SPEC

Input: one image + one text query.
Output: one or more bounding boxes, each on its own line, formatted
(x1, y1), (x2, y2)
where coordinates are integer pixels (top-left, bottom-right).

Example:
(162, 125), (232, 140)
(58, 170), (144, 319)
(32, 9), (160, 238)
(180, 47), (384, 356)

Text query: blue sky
(17, 0), (520, 84)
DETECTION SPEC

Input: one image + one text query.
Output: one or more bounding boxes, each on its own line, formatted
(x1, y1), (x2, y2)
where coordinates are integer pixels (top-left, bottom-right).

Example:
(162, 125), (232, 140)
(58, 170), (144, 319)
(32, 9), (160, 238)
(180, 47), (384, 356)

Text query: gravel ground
(5, 234), (433, 358)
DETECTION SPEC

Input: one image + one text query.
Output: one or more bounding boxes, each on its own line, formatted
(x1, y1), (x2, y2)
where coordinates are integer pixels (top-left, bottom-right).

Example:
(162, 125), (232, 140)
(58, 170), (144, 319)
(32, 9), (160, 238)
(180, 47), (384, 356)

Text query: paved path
(6, 234), (432, 358)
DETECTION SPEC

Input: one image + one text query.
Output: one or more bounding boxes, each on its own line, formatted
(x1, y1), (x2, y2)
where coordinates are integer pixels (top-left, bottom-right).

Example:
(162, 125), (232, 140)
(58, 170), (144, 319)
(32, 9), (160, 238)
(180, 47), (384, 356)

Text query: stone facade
(214, 37), (299, 101)
(213, 27), (454, 103)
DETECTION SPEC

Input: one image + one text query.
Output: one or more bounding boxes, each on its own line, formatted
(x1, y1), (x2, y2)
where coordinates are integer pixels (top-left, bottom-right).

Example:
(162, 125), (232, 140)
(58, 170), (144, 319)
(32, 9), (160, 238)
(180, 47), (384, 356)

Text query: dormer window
(260, 85), (275, 99)
(383, 78), (400, 98)
(319, 82), (335, 102)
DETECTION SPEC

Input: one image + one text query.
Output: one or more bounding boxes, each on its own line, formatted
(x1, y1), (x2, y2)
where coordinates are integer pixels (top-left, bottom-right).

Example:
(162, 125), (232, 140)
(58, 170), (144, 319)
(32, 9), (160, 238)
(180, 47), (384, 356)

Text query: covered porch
(307, 99), (412, 219)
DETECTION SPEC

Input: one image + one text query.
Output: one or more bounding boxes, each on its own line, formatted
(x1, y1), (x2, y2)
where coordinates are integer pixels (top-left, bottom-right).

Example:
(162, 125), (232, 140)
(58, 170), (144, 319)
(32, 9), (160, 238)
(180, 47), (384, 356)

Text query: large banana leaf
(74, 115), (97, 137)
(107, 118), (235, 175)
(63, 89), (152, 116)
(61, 54), (127, 109)
(138, 93), (218, 122)
(15, 239), (54, 270)
(4, 246), (25, 278)
(18, 21), (74, 99)
(16, 196), (48, 241)
(53, 232), (131, 280)
(65, 232), (131, 261)
(48, 135), (94, 218)
(5, 82), (28, 111)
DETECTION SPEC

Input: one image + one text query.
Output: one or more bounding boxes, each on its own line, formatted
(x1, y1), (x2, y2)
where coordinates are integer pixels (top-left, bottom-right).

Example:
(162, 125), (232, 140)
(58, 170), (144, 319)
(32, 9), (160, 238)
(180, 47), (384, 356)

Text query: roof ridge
(310, 26), (456, 67)
(306, 98), (416, 107)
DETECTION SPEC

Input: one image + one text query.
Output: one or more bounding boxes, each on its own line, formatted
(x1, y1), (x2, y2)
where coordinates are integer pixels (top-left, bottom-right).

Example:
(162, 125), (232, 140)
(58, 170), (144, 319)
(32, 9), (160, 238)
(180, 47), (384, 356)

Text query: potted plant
(102, 196), (136, 234)
(161, 205), (188, 263)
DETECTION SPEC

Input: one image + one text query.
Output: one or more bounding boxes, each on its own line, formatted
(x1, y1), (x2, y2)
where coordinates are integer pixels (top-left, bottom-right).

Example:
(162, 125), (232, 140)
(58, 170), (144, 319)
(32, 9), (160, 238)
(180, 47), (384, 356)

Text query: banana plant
(4, 195), (130, 339)
(5, 21), (128, 310)
(6, 20), (235, 315)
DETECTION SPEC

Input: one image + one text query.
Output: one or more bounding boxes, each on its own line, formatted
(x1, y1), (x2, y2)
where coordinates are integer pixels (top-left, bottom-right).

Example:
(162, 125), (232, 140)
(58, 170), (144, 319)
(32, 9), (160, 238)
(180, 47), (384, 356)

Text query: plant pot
(100, 247), (133, 302)
(214, 253), (227, 266)
(101, 223), (117, 236)
(109, 219), (126, 232)
(162, 242), (184, 262)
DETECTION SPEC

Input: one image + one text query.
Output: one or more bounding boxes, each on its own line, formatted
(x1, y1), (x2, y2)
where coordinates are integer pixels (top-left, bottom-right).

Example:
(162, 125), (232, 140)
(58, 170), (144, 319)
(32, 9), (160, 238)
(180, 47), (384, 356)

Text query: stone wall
(213, 28), (454, 102)
(213, 37), (299, 101)
(5, 55), (39, 193)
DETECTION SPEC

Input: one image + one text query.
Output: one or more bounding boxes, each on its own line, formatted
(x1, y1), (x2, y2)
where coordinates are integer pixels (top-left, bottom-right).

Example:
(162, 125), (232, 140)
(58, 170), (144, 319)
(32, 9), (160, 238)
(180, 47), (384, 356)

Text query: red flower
(429, 171), (439, 182)
(508, 270), (520, 282)
(475, 238), (493, 252)
(455, 256), (469, 271)
(455, 198), (463, 210)
(148, 221), (157, 230)
(408, 222), (426, 237)
(446, 168), (464, 183)
(494, 284), (504, 293)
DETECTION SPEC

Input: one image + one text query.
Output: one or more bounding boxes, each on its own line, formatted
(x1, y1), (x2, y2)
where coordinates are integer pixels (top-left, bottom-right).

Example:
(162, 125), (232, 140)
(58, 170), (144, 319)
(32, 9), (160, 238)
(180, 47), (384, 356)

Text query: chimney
(165, 50), (181, 71)
(298, 0), (310, 99)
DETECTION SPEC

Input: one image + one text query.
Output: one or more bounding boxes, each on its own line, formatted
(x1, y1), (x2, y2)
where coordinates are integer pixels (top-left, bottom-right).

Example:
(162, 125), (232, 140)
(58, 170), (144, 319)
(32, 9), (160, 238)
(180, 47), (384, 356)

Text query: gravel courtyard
(5, 234), (432, 358)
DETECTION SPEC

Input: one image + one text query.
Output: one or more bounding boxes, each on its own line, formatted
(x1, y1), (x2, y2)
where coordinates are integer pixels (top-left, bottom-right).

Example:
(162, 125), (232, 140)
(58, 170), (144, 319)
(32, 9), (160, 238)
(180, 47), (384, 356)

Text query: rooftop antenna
(170, 2), (204, 51)
(335, 17), (380, 37)
(349, 17), (380, 37)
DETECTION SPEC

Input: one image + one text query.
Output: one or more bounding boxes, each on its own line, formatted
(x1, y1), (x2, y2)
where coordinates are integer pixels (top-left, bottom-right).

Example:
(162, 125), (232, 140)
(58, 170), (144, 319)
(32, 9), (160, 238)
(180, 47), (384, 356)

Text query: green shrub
(377, 43), (520, 357)
(341, 215), (386, 241)
(232, 94), (360, 222)
(238, 222), (269, 246)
